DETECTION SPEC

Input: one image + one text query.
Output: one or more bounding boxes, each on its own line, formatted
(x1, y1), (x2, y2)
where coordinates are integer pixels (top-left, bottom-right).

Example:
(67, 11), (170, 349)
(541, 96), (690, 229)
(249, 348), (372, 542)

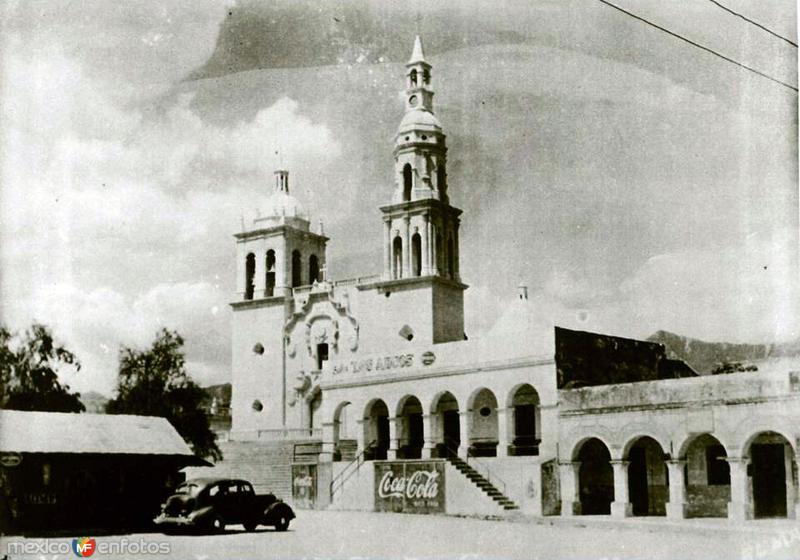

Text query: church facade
(226, 37), (800, 522)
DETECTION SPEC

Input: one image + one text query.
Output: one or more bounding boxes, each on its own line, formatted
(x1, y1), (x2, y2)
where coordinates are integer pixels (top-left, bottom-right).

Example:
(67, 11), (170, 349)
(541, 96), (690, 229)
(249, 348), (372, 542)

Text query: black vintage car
(154, 478), (295, 533)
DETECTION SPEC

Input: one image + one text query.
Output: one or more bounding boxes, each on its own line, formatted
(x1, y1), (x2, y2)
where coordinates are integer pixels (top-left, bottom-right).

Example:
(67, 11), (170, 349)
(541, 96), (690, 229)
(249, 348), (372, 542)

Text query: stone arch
(332, 400), (354, 462)
(507, 383), (540, 456)
(621, 432), (672, 461)
(430, 391), (460, 456)
(402, 164), (413, 201)
(676, 432), (732, 460)
(624, 435), (669, 516)
(574, 437), (614, 515)
(411, 233), (422, 277)
(740, 428), (797, 458)
(363, 399), (389, 461)
(679, 433), (731, 518)
(244, 253), (255, 300)
(265, 249), (276, 297)
(742, 430), (797, 518)
(309, 254), (320, 284)
(396, 395), (424, 459)
(392, 236), (403, 279)
(291, 249), (302, 288)
(467, 387), (499, 457)
(568, 432), (615, 461)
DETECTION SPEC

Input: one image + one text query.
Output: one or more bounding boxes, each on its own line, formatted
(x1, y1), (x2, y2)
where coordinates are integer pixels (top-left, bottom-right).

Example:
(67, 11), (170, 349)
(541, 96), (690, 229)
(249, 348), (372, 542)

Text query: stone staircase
(447, 455), (519, 511)
(182, 440), (302, 499)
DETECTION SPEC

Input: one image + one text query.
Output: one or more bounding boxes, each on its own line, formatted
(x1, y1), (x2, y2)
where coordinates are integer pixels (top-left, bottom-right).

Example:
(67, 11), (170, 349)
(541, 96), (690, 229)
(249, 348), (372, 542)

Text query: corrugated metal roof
(0, 409), (196, 457)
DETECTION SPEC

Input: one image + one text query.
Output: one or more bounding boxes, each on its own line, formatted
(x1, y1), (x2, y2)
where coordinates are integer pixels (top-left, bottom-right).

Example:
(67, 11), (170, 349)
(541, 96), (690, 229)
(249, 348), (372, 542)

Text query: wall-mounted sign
(332, 353), (415, 376)
(0, 452), (22, 468)
(374, 460), (445, 514)
(421, 351), (436, 366)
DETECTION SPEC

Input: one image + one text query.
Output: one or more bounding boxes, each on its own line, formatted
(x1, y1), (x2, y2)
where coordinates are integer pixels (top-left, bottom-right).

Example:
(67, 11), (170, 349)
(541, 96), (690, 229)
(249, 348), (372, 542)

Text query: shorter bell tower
(234, 169), (328, 302)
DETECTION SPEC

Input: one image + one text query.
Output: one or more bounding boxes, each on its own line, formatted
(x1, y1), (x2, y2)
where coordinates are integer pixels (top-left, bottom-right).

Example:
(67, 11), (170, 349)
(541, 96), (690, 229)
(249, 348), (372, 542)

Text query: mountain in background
(647, 330), (800, 375)
(204, 383), (232, 407)
(190, 0), (527, 79)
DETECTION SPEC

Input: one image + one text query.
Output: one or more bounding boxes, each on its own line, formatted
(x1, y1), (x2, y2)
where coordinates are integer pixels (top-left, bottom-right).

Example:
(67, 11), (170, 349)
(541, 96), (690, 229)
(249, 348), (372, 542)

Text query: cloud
(18, 282), (230, 395)
(1, 39), (341, 394)
(616, 229), (800, 343)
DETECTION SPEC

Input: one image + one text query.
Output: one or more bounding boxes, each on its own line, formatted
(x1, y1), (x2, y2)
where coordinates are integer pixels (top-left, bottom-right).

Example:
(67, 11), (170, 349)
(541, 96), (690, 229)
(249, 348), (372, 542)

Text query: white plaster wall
(444, 462), (506, 517)
(479, 457), (543, 515)
(329, 461), (376, 512)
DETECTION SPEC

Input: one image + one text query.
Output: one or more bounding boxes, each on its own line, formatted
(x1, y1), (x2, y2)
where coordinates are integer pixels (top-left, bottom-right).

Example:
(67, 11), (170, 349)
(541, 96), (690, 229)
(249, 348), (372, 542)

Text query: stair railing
(440, 441), (508, 496)
(330, 440), (377, 498)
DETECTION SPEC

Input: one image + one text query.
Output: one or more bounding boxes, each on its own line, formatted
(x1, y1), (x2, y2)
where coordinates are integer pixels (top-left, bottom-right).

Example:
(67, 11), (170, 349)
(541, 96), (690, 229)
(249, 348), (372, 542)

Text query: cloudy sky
(1, 0), (797, 395)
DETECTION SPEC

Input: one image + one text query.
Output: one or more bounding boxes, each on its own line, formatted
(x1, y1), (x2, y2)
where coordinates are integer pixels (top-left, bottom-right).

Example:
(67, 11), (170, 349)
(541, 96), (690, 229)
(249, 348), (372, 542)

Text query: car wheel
(243, 521), (257, 532)
(274, 515), (290, 532)
(210, 514), (226, 534)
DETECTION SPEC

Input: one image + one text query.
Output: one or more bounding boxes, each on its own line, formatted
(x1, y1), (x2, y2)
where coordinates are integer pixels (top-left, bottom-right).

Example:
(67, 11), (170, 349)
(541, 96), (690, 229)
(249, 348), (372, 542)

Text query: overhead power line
(705, 0), (797, 48)
(596, 0), (798, 93)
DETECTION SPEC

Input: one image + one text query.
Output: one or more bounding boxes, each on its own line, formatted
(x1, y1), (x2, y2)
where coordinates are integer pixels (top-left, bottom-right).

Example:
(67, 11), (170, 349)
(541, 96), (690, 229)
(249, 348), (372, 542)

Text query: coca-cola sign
(374, 460), (446, 514)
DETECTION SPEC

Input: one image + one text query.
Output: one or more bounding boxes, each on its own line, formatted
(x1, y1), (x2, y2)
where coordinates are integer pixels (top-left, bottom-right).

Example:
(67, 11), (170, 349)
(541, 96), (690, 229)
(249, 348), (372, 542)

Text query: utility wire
(705, 0), (797, 48)
(596, 0), (798, 93)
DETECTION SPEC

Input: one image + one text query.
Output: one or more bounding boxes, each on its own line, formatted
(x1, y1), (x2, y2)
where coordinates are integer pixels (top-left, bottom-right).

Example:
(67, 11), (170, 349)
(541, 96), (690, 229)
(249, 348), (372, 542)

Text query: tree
(0, 323), (85, 412)
(106, 329), (222, 462)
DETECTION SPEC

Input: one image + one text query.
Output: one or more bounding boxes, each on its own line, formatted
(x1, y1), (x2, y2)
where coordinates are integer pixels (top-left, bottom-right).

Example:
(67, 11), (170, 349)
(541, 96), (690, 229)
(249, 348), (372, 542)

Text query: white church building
(216, 37), (800, 522)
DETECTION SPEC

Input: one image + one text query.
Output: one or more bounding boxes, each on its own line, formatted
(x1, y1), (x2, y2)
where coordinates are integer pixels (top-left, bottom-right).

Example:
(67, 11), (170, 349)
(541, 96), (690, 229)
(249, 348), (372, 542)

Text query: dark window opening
(410, 69), (418, 86)
(265, 250), (275, 297)
(244, 253), (255, 300)
(316, 343), (329, 371)
(437, 164), (446, 195)
(402, 164), (413, 202)
(411, 233), (422, 276)
(291, 250), (302, 288)
(393, 236), (403, 279)
(423, 69), (430, 83)
(309, 254), (319, 284)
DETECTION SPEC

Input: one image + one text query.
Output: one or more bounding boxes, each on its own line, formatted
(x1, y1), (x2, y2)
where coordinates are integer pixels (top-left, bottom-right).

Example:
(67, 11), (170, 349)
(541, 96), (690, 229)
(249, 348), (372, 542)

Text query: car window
(208, 485), (220, 497)
(240, 483), (253, 494)
(228, 484), (239, 494)
(175, 483), (199, 496)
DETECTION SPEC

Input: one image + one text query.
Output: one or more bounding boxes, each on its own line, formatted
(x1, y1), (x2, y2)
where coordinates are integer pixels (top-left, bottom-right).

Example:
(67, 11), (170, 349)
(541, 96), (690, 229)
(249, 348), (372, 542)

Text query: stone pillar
(421, 213), (430, 276)
(458, 411), (470, 459)
(453, 220), (461, 281)
(422, 414), (435, 459)
(275, 243), (288, 296)
(320, 421), (336, 462)
(403, 216), (411, 279)
(665, 460), (687, 519)
(382, 218), (391, 280)
(794, 458), (800, 520)
(387, 417), (399, 460)
(431, 222), (438, 275)
(559, 461), (581, 516)
(355, 418), (366, 457)
(726, 456), (750, 521)
(496, 407), (509, 458)
(610, 460), (632, 518)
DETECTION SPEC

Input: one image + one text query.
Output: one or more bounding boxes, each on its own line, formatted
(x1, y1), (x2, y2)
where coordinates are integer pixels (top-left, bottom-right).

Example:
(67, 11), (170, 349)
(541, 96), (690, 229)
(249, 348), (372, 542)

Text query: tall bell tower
(377, 36), (466, 343)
